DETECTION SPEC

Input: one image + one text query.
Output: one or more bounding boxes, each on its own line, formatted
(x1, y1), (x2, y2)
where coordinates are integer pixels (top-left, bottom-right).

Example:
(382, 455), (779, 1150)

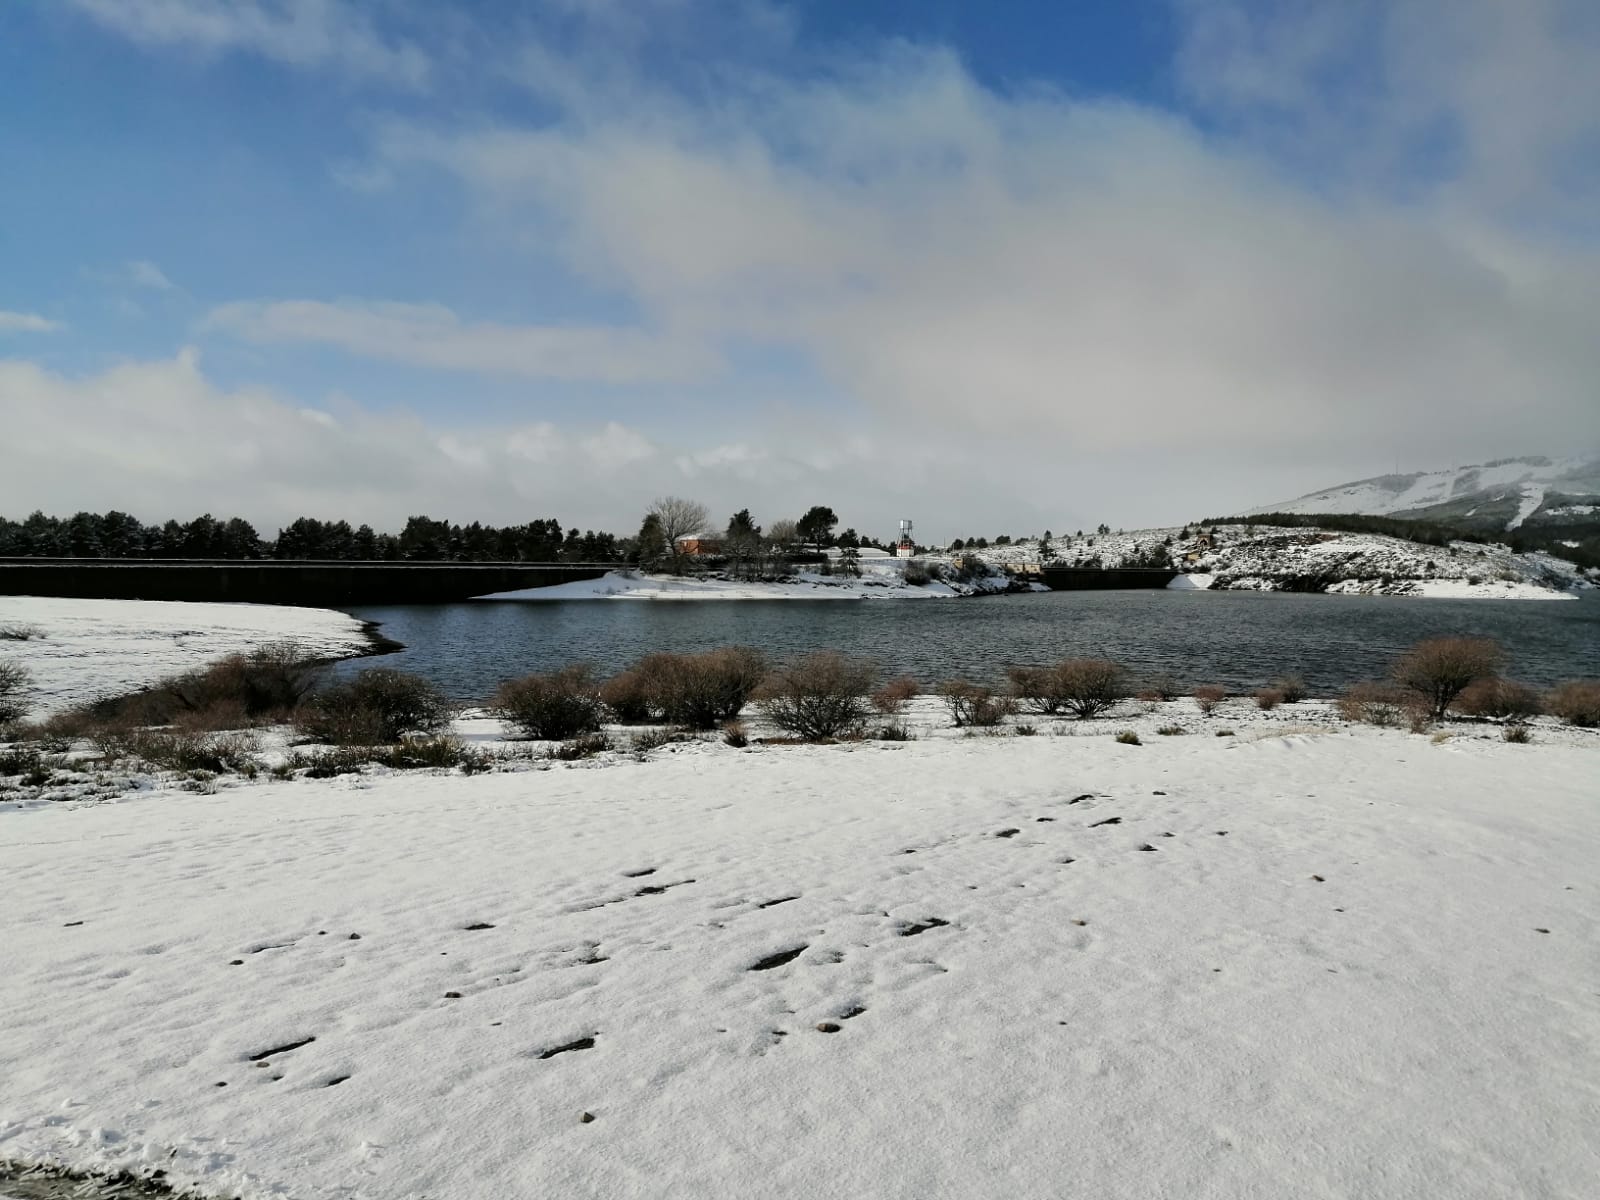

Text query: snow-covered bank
(480, 563), (1034, 601)
(0, 597), (374, 716)
(1, 726), (1595, 1199)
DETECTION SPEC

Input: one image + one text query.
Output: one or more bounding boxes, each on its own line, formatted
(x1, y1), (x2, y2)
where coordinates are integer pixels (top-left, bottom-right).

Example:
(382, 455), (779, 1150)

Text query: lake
(337, 589), (1600, 702)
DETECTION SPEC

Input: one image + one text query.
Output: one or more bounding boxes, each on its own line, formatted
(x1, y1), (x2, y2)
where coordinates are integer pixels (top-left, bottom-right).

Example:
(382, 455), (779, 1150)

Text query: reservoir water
(338, 589), (1600, 702)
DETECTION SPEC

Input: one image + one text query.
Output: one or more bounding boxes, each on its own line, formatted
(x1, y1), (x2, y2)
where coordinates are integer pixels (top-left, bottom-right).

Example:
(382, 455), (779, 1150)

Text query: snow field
(2, 730), (1597, 1199)
(0, 597), (374, 716)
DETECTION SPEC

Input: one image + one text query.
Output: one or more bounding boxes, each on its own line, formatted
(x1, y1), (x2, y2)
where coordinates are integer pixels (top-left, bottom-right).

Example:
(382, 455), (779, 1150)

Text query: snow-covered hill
(967, 526), (1591, 599)
(1250, 455), (1600, 531)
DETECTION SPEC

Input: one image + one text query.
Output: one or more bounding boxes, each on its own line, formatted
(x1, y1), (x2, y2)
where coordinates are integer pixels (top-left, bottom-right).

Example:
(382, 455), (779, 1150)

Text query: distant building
(676, 536), (722, 556)
(896, 518), (916, 558)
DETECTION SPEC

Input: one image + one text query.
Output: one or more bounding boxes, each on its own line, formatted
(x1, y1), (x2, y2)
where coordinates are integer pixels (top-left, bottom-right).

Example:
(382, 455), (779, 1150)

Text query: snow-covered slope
(0, 597), (374, 716)
(1252, 455), (1600, 530)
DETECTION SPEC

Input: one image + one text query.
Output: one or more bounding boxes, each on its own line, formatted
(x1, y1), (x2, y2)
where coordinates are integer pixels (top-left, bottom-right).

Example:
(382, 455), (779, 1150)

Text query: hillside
(967, 525), (1592, 599)
(1252, 455), (1600, 532)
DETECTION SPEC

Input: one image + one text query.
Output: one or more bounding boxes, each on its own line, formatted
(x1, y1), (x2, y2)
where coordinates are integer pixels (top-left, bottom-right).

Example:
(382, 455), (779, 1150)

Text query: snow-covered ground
(0, 597), (373, 716)
(480, 560), (1030, 601)
(2, 712), (1596, 1199)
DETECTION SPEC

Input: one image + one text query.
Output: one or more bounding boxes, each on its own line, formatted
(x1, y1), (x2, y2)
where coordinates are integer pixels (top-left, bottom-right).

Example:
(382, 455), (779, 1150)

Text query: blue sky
(2, 0), (1597, 537)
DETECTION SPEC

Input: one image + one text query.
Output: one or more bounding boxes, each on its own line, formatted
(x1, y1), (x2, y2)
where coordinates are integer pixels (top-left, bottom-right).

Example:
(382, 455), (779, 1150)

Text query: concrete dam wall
(0, 560), (612, 607)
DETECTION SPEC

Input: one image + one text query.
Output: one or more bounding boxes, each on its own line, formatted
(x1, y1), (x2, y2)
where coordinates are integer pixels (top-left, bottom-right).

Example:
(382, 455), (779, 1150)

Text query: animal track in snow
(897, 918), (950, 938)
(536, 1036), (597, 1060)
(748, 945), (808, 971)
(247, 1036), (315, 1062)
(1088, 817), (1122, 828)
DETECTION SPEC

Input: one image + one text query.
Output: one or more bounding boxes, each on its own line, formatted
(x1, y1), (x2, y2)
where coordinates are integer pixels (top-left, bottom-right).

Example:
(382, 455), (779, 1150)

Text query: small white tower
(896, 518), (915, 558)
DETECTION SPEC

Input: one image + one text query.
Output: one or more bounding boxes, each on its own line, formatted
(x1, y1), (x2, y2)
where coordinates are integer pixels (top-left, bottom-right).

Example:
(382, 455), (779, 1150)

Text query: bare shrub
(1009, 661), (1125, 718)
(871, 676), (920, 716)
(1271, 675), (1308, 703)
(756, 652), (877, 741)
(0, 660), (32, 724)
(1502, 724), (1532, 744)
(1193, 685), (1227, 715)
(629, 727), (687, 755)
(875, 723), (913, 741)
(722, 720), (749, 748)
(939, 680), (1015, 728)
(1452, 678), (1543, 721)
(1114, 730), (1141, 745)
(65, 642), (322, 731)
(93, 726), (260, 774)
(1392, 636), (1504, 722)
(1337, 681), (1412, 727)
(491, 665), (604, 740)
(549, 732), (612, 761)
(0, 623), (43, 641)
(599, 670), (653, 723)
(901, 560), (936, 586)
(1255, 688), (1284, 711)
(1156, 724), (1187, 736)
(1141, 675), (1181, 702)
(644, 647), (767, 729)
(1547, 680), (1600, 728)
(286, 736), (485, 778)
(295, 669), (452, 745)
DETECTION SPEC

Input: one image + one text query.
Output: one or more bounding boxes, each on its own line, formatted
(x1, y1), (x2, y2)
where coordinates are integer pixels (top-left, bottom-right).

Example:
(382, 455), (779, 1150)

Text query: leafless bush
(1156, 724), (1187, 736)
(901, 560), (937, 586)
(549, 732), (612, 761)
(641, 647), (767, 729)
(1452, 678), (1543, 721)
(722, 720), (749, 748)
(1009, 659), (1126, 719)
(67, 642), (323, 731)
(871, 676), (920, 716)
(1140, 675), (1181, 702)
(939, 680), (1015, 728)
(1392, 636), (1504, 722)
(0, 623), (43, 641)
(1271, 675), (1308, 703)
(755, 652), (878, 741)
(1255, 687), (1284, 711)
(286, 737), (487, 777)
(0, 660), (31, 724)
(93, 726), (260, 774)
(491, 665), (604, 740)
(295, 669), (452, 745)
(1193, 685), (1227, 715)
(599, 670), (654, 723)
(1336, 681), (1413, 728)
(1546, 680), (1600, 728)
(1502, 724), (1532, 744)
(1114, 730), (1141, 745)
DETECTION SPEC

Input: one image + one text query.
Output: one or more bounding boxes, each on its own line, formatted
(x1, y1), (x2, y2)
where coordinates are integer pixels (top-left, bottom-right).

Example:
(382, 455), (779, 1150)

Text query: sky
(2, 0), (1598, 542)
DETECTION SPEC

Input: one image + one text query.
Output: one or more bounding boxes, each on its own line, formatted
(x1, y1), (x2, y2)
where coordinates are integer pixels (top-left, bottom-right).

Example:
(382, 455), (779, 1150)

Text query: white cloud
(0, 352), (990, 536)
(0, 311), (63, 334)
(65, 0), (430, 87)
(367, 37), (1600, 479)
(126, 260), (175, 291)
(204, 299), (717, 384)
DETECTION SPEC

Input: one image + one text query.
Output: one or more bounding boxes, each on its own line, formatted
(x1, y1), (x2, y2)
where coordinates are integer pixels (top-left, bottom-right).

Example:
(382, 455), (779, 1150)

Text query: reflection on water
(337, 589), (1600, 702)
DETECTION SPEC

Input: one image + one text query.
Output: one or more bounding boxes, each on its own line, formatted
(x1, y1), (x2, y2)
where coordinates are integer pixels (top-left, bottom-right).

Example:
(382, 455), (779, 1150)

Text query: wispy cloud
(0, 311), (63, 333)
(204, 299), (718, 384)
(125, 260), (175, 291)
(65, 0), (431, 87)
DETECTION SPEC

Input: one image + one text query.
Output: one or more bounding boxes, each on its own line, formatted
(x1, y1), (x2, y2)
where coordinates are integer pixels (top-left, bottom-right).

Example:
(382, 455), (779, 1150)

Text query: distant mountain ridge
(1252, 454), (1600, 532)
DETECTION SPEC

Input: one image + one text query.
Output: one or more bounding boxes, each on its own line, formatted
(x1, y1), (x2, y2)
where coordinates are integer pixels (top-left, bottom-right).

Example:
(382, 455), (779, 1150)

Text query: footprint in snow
(1089, 816), (1121, 828)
